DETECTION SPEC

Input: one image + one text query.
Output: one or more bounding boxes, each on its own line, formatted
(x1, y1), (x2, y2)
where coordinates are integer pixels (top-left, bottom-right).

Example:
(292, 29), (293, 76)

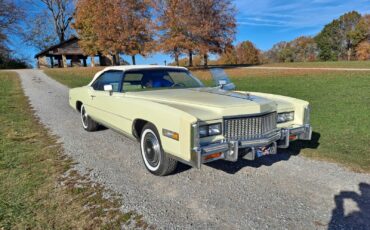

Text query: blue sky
(11, 0), (370, 66)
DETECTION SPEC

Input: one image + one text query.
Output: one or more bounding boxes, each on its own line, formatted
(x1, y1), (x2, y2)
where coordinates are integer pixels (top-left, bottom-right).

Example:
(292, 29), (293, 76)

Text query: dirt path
(15, 69), (370, 229)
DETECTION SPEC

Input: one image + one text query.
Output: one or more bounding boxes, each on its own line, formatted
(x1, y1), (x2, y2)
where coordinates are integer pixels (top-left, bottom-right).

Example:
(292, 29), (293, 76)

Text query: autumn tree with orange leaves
(191, 0), (236, 66)
(74, 0), (154, 65)
(154, 0), (196, 66)
(155, 0), (236, 66)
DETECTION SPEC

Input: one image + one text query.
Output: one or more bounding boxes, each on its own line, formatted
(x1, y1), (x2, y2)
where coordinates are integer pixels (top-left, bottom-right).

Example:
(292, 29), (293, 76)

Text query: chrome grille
(224, 112), (277, 140)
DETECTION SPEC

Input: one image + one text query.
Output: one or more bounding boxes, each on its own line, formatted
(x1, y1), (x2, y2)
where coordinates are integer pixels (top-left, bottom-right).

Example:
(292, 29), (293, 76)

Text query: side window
(122, 73), (144, 91)
(92, 71), (123, 92)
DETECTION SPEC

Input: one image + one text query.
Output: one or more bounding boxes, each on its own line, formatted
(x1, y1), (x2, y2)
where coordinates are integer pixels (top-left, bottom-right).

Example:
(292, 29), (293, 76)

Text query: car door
(88, 70), (129, 131)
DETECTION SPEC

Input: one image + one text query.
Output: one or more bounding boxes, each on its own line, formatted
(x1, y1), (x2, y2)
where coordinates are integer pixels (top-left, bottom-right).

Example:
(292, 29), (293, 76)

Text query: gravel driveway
(16, 69), (370, 229)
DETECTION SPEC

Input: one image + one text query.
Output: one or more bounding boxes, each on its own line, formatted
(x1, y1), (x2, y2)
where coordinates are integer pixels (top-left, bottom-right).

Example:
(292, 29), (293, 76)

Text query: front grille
(224, 112), (277, 140)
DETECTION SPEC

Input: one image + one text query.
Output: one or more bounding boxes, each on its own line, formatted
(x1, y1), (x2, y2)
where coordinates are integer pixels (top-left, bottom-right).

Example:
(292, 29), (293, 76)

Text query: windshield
(122, 68), (203, 92)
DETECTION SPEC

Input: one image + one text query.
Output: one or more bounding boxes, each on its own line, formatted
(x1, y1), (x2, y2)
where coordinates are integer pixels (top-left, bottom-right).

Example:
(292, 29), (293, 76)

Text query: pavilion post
(62, 55), (67, 68)
(50, 56), (54, 68)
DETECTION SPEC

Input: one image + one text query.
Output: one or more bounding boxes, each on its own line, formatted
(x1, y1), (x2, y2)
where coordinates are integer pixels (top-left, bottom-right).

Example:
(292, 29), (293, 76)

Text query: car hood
(125, 88), (279, 121)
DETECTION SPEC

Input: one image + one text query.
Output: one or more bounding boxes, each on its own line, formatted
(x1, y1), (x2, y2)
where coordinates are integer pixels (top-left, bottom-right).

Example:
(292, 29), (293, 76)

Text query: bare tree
(0, 0), (23, 55)
(23, 0), (74, 50)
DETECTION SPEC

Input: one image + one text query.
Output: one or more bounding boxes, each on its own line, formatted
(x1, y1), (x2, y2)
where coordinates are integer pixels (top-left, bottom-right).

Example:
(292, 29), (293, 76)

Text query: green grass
(0, 71), (146, 229)
(262, 60), (370, 68)
(44, 67), (370, 172)
(229, 70), (370, 172)
(44, 67), (103, 88)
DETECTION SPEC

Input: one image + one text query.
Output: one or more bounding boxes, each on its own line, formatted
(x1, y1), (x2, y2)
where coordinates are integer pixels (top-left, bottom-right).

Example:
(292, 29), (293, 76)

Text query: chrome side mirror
(104, 84), (113, 95)
(219, 82), (236, 91)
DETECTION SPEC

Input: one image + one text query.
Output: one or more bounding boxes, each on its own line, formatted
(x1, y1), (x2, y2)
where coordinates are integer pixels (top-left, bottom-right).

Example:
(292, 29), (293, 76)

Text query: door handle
(90, 95), (96, 99)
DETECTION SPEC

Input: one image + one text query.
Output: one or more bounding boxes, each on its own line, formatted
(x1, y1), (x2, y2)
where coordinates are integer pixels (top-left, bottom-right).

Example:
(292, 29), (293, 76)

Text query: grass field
(44, 67), (370, 172)
(262, 60), (370, 68)
(0, 71), (145, 229)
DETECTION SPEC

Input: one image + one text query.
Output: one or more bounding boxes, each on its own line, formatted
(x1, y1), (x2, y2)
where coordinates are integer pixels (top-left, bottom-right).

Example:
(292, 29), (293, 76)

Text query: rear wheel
(140, 123), (177, 176)
(81, 104), (98, 131)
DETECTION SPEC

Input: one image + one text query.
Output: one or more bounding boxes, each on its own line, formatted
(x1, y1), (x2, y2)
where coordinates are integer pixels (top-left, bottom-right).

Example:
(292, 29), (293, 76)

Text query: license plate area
(256, 142), (277, 158)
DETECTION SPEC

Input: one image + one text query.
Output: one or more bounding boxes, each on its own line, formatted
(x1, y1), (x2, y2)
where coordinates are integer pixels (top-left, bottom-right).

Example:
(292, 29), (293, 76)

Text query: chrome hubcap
(81, 107), (88, 127)
(143, 132), (160, 168)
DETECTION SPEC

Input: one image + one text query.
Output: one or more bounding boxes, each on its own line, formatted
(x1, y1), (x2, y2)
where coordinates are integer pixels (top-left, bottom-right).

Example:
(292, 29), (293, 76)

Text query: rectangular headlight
(199, 123), (222, 137)
(277, 112), (294, 123)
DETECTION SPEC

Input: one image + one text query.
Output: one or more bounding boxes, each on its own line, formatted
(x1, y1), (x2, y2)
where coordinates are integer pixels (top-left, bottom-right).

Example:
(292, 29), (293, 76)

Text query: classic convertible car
(69, 65), (312, 176)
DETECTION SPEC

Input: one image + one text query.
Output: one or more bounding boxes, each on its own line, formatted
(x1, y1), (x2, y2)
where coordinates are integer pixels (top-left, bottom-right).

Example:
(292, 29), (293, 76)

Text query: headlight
(199, 123), (222, 137)
(277, 112), (294, 123)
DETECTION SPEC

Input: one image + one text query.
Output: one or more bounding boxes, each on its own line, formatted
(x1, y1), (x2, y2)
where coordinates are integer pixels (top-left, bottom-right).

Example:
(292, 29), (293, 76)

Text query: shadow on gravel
(328, 183), (370, 230)
(204, 132), (321, 174)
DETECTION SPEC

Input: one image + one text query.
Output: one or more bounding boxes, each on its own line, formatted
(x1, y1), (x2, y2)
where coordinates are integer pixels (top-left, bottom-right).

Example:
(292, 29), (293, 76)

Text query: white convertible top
(89, 65), (188, 85)
(103, 65), (187, 72)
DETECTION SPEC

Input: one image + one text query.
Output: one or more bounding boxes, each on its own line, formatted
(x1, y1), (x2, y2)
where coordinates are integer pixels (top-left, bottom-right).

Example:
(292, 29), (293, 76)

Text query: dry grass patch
(0, 71), (150, 229)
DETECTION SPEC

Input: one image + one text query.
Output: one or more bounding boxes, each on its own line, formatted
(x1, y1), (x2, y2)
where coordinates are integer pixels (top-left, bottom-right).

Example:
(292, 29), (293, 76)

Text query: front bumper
(190, 124), (312, 168)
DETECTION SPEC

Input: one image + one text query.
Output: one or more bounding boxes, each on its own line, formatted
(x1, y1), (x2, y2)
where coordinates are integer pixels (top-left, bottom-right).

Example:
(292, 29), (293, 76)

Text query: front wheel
(80, 104), (98, 131)
(140, 123), (177, 176)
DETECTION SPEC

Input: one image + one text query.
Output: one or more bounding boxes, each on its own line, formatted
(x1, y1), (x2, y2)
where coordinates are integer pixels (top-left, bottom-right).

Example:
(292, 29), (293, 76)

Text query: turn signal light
(162, 129), (179, 141)
(204, 152), (222, 161)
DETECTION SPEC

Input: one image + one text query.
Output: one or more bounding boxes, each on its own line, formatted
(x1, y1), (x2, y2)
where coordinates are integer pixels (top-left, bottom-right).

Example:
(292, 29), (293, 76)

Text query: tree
(289, 36), (317, 62)
(218, 44), (237, 65)
(235, 41), (260, 64)
(315, 19), (342, 61)
(0, 0), (23, 54)
(192, 0), (236, 66)
(264, 41), (292, 62)
(154, 0), (194, 66)
(0, 0), (27, 68)
(356, 41), (370, 60)
(119, 0), (154, 65)
(352, 15), (370, 47)
(23, 0), (74, 50)
(315, 11), (361, 61)
(73, 0), (100, 66)
(75, 0), (153, 65)
(339, 11), (361, 60)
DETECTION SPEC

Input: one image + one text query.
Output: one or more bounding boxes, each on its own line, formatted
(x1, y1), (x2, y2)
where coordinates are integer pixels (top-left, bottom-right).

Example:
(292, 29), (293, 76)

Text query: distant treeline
(213, 11), (370, 65)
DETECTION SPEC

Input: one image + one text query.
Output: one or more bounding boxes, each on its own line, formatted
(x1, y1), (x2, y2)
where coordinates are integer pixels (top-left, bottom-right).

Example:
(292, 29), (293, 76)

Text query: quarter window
(92, 71), (123, 92)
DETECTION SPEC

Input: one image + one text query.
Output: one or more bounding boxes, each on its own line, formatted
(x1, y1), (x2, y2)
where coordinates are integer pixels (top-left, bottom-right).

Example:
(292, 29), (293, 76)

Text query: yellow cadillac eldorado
(69, 65), (312, 176)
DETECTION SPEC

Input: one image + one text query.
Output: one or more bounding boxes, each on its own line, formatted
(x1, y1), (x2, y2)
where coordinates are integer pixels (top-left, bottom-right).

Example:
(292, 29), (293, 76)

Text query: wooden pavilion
(34, 36), (113, 68)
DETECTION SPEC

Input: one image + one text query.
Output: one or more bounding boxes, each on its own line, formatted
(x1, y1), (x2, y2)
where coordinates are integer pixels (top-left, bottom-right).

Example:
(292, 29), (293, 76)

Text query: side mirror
(218, 82), (236, 91)
(104, 84), (113, 95)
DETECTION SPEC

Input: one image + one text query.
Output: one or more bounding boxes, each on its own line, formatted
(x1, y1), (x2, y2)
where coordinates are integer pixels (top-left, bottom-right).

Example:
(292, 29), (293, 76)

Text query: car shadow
(328, 183), (370, 230)
(197, 131), (321, 174)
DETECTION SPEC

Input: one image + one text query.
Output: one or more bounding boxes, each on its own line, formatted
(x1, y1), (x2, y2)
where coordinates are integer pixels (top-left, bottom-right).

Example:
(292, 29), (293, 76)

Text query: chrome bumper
(190, 124), (312, 168)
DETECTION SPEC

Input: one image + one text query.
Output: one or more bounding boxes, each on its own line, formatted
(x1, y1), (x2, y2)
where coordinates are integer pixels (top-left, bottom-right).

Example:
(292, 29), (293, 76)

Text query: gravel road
(16, 69), (370, 229)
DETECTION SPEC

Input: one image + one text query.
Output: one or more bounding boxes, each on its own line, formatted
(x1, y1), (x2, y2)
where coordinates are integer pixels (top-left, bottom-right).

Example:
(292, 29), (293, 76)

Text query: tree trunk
(204, 53), (208, 67)
(347, 48), (351, 61)
(90, 56), (95, 67)
(114, 53), (120, 65)
(175, 54), (179, 66)
(188, 50), (193, 67)
(132, 55), (136, 65)
(173, 47), (179, 66)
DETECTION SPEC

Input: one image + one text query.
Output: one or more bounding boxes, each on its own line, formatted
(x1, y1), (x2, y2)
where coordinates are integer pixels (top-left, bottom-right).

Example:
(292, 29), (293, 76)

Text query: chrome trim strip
(202, 143), (229, 153)
(189, 122), (201, 169)
(239, 131), (281, 147)
(222, 111), (276, 120)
